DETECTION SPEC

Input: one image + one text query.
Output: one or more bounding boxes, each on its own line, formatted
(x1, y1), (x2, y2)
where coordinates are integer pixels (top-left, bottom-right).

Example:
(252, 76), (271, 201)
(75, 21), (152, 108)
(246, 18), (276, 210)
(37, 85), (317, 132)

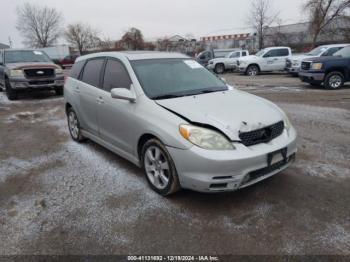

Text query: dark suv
(299, 45), (350, 89)
(0, 49), (65, 100)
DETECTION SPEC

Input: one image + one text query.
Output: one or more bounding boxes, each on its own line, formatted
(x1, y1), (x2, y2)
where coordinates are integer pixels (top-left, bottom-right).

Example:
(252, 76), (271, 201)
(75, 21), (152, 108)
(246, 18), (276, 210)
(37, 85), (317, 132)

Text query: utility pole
(8, 37), (13, 48)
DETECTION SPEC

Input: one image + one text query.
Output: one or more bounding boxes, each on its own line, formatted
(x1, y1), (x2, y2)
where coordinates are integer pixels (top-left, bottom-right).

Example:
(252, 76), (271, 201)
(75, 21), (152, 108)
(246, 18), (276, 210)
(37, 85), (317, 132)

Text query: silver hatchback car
(64, 51), (297, 196)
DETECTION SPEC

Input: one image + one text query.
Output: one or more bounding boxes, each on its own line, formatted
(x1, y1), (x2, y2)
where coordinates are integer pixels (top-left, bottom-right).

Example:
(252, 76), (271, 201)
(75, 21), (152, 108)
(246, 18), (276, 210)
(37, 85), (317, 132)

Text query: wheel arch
(65, 102), (73, 115)
(325, 67), (346, 78)
(247, 63), (261, 71)
(137, 133), (160, 161)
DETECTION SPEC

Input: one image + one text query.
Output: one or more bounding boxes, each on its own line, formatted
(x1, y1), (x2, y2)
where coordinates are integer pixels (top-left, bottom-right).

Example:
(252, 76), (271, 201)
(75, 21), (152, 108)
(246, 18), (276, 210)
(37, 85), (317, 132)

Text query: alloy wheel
(144, 146), (170, 190)
(328, 75), (342, 89)
(68, 111), (79, 140)
(247, 66), (258, 76)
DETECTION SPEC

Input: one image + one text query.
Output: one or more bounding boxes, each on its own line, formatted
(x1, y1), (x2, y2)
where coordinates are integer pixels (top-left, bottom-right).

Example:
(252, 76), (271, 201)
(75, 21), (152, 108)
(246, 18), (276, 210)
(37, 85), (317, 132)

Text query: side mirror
(111, 88), (136, 102)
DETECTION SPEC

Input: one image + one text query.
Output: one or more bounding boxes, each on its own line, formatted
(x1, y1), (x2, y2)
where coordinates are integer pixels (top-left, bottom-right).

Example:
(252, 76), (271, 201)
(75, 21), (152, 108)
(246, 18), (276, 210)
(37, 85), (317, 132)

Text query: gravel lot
(0, 73), (350, 255)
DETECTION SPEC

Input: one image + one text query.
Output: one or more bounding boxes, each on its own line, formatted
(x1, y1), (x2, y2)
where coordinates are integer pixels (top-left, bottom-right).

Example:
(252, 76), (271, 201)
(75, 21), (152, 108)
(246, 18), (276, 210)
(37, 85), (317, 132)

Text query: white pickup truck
(237, 47), (292, 76)
(207, 50), (249, 74)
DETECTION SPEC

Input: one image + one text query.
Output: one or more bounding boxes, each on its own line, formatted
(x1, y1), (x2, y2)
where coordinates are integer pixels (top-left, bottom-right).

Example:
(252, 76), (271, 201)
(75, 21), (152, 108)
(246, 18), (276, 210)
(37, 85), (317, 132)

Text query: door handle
(75, 86), (80, 93)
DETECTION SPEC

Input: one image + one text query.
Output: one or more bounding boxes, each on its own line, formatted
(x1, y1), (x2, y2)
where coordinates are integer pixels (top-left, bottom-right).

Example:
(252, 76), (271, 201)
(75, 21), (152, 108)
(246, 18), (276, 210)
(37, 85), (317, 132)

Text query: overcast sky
(0, 0), (306, 48)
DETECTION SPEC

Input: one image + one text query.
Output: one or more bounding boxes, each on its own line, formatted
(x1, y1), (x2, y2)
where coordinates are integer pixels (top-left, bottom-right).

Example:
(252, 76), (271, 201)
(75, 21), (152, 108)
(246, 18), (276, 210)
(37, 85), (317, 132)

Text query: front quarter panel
(132, 95), (193, 156)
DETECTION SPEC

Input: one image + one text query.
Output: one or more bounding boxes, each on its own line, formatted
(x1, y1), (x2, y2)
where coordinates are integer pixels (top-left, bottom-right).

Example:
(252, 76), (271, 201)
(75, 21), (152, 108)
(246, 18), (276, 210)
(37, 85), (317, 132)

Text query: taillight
(64, 76), (68, 85)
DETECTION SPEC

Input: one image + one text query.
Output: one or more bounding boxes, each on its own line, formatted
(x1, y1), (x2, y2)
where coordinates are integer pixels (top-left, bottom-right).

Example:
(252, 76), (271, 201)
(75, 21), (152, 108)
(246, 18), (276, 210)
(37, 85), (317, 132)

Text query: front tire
(141, 139), (180, 196)
(214, 63), (225, 74)
(246, 65), (259, 76)
(5, 78), (17, 100)
(324, 71), (344, 89)
(67, 107), (85, 142)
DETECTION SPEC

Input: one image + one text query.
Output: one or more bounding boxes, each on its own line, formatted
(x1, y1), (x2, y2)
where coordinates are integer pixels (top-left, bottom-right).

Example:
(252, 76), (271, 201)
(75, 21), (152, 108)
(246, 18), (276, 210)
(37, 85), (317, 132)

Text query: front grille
(24, 68), (54, 78)
(237, 61), (240, 66)
(286, 59), (292, 68)
(29, 80), (54, 86)
(301, 61), (311, 71)
(239, 121), (284, 147)
(244, 153), (295, 185)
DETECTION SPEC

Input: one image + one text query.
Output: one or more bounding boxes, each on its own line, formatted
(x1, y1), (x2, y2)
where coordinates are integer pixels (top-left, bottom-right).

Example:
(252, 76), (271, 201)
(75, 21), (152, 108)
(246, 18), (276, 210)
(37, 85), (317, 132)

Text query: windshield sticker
(33, 51), (43, 55)
(184, 60), (203, 69)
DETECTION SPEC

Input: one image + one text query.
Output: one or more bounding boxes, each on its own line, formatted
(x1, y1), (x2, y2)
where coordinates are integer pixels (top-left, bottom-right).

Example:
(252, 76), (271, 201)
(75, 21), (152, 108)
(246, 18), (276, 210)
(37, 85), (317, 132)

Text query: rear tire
(214, 63), (225, 74)
(324, 71), (344, 89)
(246, 65), (259, 76)
(5, 78), (17, 100)
(67, 107), (85, 143)
(141, 139), (180, 196)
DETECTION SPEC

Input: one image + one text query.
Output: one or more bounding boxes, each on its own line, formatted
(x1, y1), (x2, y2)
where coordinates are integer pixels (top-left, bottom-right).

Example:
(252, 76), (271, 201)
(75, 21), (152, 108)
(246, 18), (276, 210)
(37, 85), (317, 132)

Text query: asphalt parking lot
(0, 72), (350, 255)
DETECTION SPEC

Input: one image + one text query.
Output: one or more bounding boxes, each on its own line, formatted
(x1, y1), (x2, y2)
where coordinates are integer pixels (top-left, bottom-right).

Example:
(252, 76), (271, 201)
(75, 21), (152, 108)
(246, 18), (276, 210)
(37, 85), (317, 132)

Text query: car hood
(156, 90), (283, 140)
(5, 62), (59, 70)
(289, 54), (308, 61)
(301, 56), (347, 63)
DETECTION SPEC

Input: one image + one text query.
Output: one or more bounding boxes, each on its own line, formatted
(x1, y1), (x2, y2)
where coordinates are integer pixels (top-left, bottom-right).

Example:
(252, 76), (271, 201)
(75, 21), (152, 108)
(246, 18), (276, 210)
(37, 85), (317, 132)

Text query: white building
(200, 29), (258, 52)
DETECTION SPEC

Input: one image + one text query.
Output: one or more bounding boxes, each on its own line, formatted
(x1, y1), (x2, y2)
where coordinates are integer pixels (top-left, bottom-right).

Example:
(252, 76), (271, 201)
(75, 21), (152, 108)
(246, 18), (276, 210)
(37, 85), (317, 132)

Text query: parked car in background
(57, 54), (79, 69)
(286, 44), (349, 76)
(0, 49), (64, 100)
(207, 50), (249, 74)
(196, 48), (241, 66)
(64, 51), (297, 196)
(299, 45), (350, 89)
(237, 47), (292, 76)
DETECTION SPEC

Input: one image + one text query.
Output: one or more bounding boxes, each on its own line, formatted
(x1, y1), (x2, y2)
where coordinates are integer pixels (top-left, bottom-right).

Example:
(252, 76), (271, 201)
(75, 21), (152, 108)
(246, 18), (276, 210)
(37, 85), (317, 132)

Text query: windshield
(306, 46), (327, 56)
(333, 46), (350, 58)
(255, 49), (266, 57)
(131, 58), (228, 100)
(4, 50), (51, 63)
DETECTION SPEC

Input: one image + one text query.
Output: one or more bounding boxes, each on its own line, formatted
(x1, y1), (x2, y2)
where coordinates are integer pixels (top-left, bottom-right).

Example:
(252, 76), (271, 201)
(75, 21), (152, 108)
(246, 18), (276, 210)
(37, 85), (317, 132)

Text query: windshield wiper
(152, 94), (186, 100)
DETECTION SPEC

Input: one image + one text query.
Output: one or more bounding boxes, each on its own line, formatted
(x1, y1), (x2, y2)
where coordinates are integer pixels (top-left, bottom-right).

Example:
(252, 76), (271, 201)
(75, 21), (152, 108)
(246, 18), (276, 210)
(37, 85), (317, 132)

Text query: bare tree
(247, 0), (280, 49)
(305, 0), (350, 47)
(16, 2), (63, 48)
(120, 28), (145, 50)
(65, 23), (100, 54)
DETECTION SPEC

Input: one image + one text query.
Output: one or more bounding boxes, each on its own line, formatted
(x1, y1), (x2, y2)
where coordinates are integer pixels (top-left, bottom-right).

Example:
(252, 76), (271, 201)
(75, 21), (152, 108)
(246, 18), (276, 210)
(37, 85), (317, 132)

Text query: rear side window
(70, 60), (85, 79)
(242, 51), (247, 56)
(102, 59), (132, 91)
(81, 59), (105, 87)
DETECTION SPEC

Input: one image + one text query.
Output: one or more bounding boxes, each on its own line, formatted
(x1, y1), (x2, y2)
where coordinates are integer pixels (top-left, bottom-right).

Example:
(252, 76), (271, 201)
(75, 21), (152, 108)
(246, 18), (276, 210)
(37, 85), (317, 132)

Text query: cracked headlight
(9, 69), (24, 77)
(179, 124), (235, 150)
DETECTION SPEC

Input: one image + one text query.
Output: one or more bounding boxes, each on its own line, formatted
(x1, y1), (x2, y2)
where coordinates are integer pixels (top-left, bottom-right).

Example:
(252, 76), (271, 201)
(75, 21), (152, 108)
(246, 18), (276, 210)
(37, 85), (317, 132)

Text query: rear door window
(70, 60), (85, 79)
(102, 59), (132, 92)
(81, 58), (105, 87)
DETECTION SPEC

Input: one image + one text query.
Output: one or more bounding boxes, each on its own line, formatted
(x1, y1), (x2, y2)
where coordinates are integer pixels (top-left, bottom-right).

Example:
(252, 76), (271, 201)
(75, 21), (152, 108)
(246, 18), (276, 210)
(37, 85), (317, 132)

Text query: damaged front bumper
(167, 126), (297, 193)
